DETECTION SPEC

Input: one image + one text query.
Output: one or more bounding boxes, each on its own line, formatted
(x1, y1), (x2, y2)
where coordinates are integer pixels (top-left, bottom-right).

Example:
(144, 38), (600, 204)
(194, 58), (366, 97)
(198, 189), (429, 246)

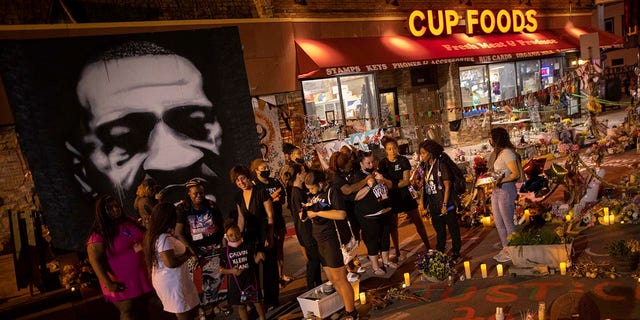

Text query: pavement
(2, 108), (640, 320)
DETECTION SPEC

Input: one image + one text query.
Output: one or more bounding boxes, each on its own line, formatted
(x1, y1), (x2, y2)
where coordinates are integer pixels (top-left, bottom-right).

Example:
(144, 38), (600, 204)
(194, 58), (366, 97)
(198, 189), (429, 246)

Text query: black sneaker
(341, 309), (359, 320)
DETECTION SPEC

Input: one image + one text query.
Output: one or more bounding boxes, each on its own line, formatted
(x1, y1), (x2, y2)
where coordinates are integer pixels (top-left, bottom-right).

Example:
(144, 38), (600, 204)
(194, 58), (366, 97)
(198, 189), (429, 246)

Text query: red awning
(296, 27), (623, 79)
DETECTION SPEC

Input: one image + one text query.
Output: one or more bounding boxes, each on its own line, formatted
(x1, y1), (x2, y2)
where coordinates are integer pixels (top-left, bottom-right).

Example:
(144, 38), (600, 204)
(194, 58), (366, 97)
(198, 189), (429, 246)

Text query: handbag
(334, 219), (359, 265)
(327, 188), (359, 265)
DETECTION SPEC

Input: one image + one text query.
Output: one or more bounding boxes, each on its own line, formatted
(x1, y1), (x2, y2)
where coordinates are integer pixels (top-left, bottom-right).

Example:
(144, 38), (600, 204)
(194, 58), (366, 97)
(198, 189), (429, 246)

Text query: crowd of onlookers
(85, 127), (523, 320)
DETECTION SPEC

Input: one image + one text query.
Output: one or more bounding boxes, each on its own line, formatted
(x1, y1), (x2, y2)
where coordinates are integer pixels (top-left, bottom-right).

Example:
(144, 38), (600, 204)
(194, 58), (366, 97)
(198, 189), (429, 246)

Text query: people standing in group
(229, 165), (279, 310)
(143, 202), (200, 320)
(133, 178), (158, 228)
(219, 224), (266, 320)
(302, 170), (358, 320)
(378, 137), (431, 261)
(174, 179), (225, 318)
(352, 151), (394, 275)
(488, 127), (521, 263)
(281, 163), (323, 289)
(416, 140), (462, 261)
(251, 158), (292, 288)
(87, 195), (154, 320)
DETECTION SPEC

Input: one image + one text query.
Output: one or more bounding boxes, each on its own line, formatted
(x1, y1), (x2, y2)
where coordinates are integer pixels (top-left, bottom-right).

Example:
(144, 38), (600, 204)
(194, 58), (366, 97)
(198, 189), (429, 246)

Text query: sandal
(373, 268), (386, 276)
(384, 261), (398, 269)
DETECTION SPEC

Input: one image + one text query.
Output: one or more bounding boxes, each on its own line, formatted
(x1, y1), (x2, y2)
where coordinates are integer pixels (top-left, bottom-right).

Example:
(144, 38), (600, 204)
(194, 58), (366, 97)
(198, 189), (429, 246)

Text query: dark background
(0, 27), (260, 251)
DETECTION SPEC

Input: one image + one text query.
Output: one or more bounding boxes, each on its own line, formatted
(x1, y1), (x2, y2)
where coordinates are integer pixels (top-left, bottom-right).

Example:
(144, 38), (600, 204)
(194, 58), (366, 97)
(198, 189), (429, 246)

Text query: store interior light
(459, 0), (472, 5)
(294, 0), (307, 5)
(385, 0), (399, 6)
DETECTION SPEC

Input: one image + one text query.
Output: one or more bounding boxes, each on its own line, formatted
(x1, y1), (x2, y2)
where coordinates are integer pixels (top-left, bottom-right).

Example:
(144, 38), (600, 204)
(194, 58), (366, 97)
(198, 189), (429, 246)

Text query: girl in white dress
(144, 202), (200, 319)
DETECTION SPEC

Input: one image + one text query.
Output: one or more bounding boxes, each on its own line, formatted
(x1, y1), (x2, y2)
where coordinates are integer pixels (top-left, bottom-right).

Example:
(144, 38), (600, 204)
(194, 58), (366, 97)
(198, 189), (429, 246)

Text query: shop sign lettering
(325, 66), (361, 75)
(409, 9), (538, 37)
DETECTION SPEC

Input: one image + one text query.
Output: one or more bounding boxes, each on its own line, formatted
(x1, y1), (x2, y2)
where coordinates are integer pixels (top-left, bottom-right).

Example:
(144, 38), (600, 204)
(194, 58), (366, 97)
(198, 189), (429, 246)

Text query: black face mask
(294, 158), (305, 164)
(364, 168), (375, 173)
(259, 170), (270, 178)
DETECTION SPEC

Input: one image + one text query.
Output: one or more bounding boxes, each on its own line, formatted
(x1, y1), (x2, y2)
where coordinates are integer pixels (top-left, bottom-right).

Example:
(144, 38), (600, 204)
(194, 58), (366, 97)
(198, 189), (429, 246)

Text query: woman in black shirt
(352, 151), (393, 275)
(283, 163), (323, 289)
(378, 137), (431, 261)
(302, 170), (358, 320)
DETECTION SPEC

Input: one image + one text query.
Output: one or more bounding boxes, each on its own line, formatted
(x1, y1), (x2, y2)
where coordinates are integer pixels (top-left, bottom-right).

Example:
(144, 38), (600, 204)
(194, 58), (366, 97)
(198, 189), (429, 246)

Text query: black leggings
(358, 214), (391, 256)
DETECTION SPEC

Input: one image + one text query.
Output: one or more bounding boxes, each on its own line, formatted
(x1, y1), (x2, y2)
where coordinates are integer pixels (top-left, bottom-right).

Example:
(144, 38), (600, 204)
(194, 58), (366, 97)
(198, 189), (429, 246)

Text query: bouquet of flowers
(454, 148), (466, 162)
(415, 249), (455, 281)
(60, 259), (98, 289)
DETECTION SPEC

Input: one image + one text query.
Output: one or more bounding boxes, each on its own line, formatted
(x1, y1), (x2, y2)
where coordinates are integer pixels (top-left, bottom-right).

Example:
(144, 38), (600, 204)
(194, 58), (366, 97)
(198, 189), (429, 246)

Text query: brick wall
(0, 126), (37, 254)
(0, 0), (593, 24)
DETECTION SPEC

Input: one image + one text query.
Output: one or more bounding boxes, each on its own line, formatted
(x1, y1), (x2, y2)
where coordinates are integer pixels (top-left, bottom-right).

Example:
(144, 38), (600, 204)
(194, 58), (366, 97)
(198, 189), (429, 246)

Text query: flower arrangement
(472, 156), (488, 176)
(59, 259), (98, 289)
(507, 228), (570, 246)
(453, 148), (466, 162)
(607, 239), (640, 258)
(415, 249), (455, 281)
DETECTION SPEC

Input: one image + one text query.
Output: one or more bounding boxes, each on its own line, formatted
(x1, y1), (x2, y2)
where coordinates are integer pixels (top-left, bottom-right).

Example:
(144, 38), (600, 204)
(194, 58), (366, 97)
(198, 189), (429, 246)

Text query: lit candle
(464, 261), (472, 279)
(403, 272), (411, 287)
(481, 216), (492, 227)
(496, 264), (504, 277)
(481, 263), (488, 278)
(538, 301), (546, 320)
(565, 214), (572, 222)
(603, 207), (610, 225)
(359, 292), (366, 304)
(609, 214), (615, 225)
(559, 262), (567, 275)
(524, 209), (530, 222)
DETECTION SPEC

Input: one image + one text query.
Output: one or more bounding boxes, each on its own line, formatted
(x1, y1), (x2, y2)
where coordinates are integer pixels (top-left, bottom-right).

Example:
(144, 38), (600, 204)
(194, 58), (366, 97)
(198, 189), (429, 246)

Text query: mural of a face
(75, 53), (223, 199)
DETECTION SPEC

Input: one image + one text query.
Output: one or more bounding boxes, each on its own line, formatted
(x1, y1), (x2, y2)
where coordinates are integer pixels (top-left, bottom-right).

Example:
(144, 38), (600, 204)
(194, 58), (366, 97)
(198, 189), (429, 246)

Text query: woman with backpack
(488, 127), (522, 263)
(415, 140), (462, 262)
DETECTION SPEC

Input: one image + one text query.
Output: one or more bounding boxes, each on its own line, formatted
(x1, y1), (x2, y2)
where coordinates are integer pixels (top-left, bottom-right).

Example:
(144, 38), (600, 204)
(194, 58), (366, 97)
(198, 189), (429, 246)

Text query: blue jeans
(491, 182), (517, 248)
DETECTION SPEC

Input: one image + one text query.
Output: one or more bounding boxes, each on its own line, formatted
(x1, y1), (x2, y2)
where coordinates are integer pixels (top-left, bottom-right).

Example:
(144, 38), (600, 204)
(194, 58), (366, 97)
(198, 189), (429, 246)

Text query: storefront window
(459, 65), (489, 117)
(516, 60), (541, 95)
(488, 63), (517, 103)
(540, 57), (563, 89)
(302, 74), (379, 141)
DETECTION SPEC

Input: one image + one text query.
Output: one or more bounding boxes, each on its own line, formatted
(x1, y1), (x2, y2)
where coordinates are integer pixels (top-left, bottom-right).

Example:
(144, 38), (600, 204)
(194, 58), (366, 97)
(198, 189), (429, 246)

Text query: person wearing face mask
(220, 224), (266, 320)
(251, 159), (291, 289)
(352, 151), (393, 276)
(302, 170), (358, 320)
(230, 165), (278, 310)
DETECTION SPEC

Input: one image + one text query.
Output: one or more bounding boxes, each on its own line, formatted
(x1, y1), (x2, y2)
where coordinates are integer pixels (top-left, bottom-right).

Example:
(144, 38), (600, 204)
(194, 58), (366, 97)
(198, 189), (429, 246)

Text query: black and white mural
(0, 27), (260, 250)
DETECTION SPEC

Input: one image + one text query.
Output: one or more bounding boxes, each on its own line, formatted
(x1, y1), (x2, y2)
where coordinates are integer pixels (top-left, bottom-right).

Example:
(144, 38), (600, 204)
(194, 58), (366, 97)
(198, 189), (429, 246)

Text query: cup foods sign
(409, 9), (538, 37)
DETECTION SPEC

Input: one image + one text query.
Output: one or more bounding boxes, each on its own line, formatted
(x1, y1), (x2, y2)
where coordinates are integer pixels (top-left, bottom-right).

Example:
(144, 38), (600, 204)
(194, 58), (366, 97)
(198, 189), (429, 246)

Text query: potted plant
(505, 228), (573, 268)
(607, 239), (639, 272)
(415, 249), (455, 282)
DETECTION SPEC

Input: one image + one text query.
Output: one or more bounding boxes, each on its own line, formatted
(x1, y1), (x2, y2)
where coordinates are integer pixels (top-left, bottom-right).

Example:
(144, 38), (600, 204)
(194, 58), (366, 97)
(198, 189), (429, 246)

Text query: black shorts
(316, 235), (344, 268)
(390, 187), (418, 213)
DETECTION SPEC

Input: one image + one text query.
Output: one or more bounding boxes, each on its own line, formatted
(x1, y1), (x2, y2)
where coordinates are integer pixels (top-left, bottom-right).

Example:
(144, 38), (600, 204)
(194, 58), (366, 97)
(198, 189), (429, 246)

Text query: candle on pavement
(464, 261), (472, 279)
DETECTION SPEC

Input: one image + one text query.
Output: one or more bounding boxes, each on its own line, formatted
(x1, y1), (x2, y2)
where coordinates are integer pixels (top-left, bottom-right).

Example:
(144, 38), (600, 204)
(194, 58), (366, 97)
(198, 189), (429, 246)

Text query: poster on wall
(252, 97), (285, 172)
(0, 27), (260, 250)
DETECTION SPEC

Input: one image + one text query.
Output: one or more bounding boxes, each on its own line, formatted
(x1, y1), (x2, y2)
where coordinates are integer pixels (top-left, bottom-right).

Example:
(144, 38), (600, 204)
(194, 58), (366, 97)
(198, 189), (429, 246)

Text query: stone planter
(613, 255), (639, 273)
(506, 243), (572, 268)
